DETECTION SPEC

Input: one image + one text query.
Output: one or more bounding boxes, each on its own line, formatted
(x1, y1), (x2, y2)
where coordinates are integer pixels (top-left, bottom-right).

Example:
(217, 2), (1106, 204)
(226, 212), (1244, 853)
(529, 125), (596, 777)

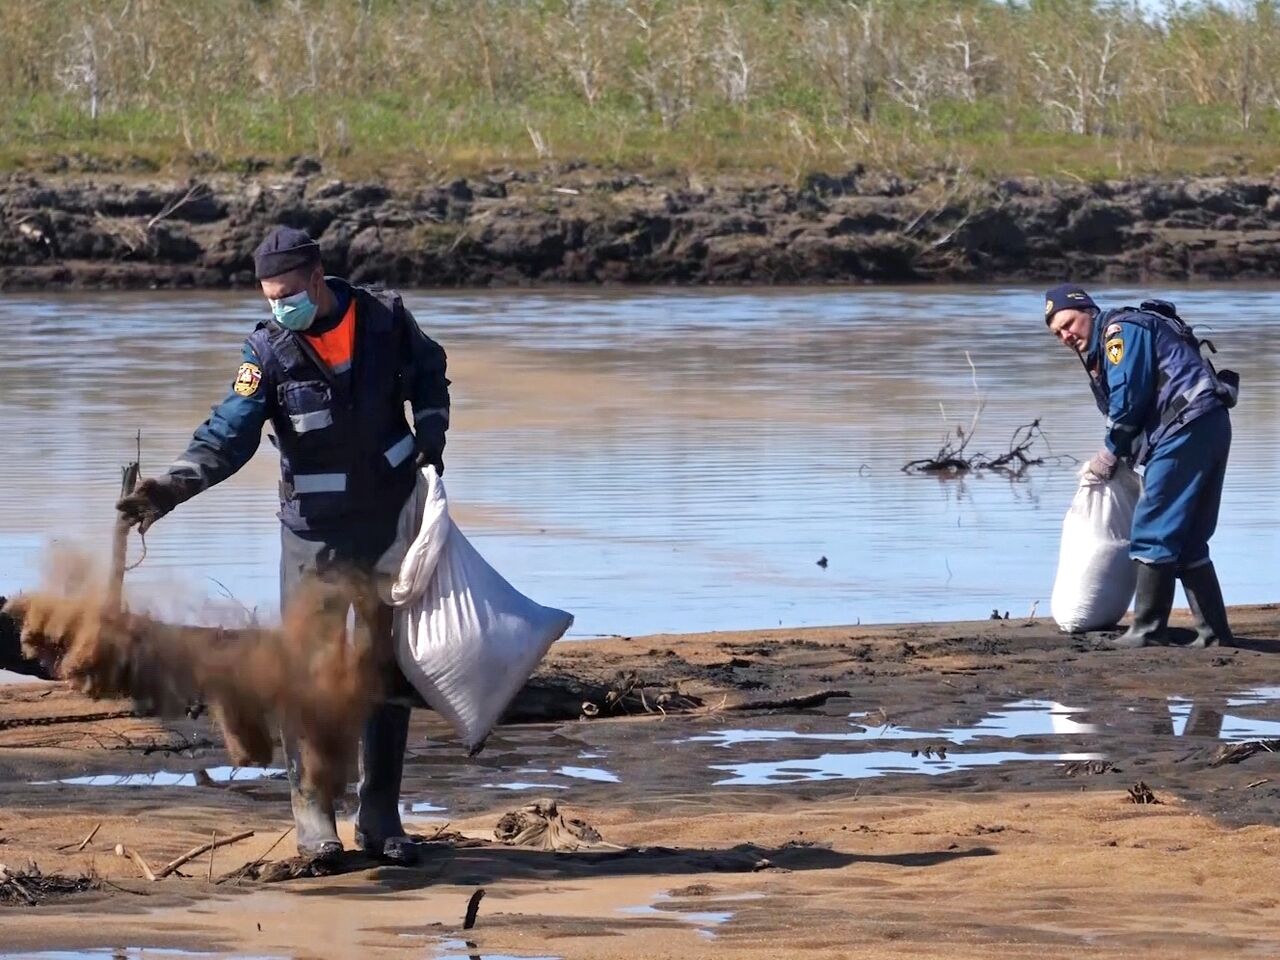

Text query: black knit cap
(1043, 283), (1097, 325)
(253, 226), (321, 280)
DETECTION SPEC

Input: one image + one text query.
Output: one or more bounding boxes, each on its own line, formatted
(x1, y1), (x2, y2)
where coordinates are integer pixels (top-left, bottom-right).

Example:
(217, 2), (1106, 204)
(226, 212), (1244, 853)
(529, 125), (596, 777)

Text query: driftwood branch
(904, 418), (1074, 478)
(107, 458), (140, 612)
(463, 887), (486, 929)
(902, 356), (1074, 478)
(0, 864), (37, 905)
(728, 690), (851, 712)
(57, 822), (101, 852)
(219, 825), (294, 886)
(154, 829), (254, 879)
(114, 843), (157, 882)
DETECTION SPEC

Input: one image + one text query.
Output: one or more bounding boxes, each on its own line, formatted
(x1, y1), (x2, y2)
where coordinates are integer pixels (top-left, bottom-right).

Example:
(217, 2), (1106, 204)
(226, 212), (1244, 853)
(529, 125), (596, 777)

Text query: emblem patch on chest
(234, 362), (262, 396)
(1105, 337), (1124, 366)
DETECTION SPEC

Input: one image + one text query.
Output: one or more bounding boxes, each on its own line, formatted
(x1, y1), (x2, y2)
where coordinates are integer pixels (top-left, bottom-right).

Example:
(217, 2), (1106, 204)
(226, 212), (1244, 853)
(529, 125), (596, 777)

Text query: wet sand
(2, 607), (1279, 958)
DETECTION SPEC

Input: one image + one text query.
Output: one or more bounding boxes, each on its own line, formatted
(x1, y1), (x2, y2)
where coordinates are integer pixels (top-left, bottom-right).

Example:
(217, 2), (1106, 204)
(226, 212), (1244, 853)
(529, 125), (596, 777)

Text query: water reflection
(709, 750), (1104, 786)
(435, 941), (559, 960)
(2, 286), (1277, 635)
(35, 767), (285, 788)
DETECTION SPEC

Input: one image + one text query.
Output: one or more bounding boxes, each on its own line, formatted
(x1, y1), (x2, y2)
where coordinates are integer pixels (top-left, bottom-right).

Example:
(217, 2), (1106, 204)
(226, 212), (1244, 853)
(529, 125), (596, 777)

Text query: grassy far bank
(5, 0), (1280, 182)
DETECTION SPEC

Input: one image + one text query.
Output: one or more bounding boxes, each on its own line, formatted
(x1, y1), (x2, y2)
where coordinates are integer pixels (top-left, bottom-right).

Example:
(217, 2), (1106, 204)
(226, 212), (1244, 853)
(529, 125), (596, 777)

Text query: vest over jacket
(1085, 302), (1232, 464)
(166, 279), (450, 535)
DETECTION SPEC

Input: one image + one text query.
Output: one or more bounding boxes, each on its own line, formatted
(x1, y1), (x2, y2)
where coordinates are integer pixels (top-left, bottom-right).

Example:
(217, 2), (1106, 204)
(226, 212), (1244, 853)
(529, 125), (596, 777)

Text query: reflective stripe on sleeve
(384, 434), (415, 467)
(413, 406), (450, 424)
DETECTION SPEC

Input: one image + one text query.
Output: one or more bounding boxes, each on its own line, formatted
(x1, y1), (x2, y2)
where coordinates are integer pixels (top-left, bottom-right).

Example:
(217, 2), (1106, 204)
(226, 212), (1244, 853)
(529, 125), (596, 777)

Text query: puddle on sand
(688, 699), (1097, 749)
(479, 763), (619, 791)
(481, 782), (568, 792)
(34, 767), (285, 788)
(554, 765), (620, 783)
(399, 799), (448, 815)
(436, 940), (560, 960)
(1167, 696), (1280, 741)
(1227, 687), (1280, 707)
(619, 893), (739, 940)
(710, 750), (1103, 786)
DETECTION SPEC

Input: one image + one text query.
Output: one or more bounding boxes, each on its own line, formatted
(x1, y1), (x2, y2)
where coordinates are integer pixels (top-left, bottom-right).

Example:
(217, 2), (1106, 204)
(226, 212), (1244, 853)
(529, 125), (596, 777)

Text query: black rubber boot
(354, 702), (416, 864)
(1107, 561), (1176, 649)
(283, 733), (343, 862)
(1181, 561), (1234, 649)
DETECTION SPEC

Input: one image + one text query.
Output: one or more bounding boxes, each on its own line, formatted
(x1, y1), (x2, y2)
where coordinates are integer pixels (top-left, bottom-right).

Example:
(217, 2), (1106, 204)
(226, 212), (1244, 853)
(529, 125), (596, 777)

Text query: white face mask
(269, 289), (317, 331)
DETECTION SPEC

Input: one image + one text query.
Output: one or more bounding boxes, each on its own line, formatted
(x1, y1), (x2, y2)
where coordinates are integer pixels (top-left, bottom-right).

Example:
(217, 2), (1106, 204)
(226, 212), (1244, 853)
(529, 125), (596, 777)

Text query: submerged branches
(904, 418), (1074, 479)
(903, 354), (1075, 479)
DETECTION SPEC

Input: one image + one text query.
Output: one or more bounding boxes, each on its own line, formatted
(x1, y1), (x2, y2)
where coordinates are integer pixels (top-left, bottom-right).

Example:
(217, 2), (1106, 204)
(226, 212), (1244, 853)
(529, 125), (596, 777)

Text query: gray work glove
(1085, 448), (1118, 481)
(116, 477), (179, 534)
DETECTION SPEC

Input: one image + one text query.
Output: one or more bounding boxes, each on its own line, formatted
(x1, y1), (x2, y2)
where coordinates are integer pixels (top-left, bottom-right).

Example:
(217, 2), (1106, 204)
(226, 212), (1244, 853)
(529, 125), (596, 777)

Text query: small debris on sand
(1127, 782), (1161, 805)
(1212, 739), (1280, 767)
(494, 799), (621, 852)
(1064, 759), (1117, 777)
(0, 862), (97, 905)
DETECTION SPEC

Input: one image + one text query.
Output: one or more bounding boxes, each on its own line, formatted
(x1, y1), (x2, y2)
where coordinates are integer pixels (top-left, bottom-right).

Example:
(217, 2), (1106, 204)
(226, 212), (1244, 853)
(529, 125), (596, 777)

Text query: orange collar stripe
(303, 300), (356, 372)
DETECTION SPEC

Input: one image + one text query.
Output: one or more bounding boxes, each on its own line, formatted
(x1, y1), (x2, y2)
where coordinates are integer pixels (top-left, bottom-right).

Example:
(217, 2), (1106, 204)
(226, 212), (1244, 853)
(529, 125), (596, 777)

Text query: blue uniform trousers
(1130, 406), (1231, 568)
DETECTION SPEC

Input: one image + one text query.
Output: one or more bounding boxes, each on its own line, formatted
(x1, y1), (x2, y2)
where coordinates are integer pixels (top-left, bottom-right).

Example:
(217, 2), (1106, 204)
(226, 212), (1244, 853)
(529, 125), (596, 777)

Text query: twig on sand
(114, 844), (157, 882)
(100, 876), (150, 896)
(57, 822), (101, 852)
(728, 689), (852, 712)
(208, 832), (216, 880)
(154, 829), (254, 880)
(424, 822), (453, 842)
(463, 887), (486, 930)
(222, 825), (294, 886)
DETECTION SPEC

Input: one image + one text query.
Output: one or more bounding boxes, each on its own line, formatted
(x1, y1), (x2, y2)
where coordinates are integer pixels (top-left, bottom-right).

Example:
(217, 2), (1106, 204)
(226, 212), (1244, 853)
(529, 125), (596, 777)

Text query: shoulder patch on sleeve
(1104, 322), (1122, 337)
(1105, 337), (1124, 366)
(233, 361), (262, 397)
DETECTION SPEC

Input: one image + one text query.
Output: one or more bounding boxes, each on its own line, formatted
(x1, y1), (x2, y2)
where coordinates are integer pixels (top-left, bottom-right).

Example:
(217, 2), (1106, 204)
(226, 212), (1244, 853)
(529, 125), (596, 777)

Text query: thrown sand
(5, 562), (386, 806)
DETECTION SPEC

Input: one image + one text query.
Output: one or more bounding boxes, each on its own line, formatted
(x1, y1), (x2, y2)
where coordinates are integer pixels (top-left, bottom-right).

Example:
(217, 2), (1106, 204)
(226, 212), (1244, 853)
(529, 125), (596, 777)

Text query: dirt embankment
(4, 164), (1280, 289)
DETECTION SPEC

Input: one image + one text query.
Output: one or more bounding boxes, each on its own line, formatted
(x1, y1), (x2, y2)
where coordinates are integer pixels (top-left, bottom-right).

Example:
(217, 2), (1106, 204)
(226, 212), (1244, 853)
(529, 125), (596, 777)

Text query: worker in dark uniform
(1044, 281), (1233, 650)
(1045, 284), (1237, 650)
(117, 226), (450, 862)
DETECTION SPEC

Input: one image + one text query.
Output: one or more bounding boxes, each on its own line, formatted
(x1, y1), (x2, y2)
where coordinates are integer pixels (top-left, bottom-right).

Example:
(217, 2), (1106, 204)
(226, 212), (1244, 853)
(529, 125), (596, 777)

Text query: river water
(1, 286), (1275, 637)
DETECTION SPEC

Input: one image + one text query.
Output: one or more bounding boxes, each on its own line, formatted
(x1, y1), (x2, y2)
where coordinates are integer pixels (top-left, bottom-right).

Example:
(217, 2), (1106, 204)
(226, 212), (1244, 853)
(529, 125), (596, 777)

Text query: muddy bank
(2, 606), (1280, 957)
(5, 166), (1280, 289)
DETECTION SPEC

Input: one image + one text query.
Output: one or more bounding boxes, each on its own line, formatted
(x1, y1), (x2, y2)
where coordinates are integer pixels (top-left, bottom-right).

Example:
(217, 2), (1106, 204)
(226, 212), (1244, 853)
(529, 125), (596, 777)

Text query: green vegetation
(5, 0), (1280, 179)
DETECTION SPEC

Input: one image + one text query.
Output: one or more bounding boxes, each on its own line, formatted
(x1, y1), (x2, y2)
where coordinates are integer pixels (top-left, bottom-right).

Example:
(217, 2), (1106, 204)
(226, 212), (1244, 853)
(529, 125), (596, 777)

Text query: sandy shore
(2, 607), (1279, 958)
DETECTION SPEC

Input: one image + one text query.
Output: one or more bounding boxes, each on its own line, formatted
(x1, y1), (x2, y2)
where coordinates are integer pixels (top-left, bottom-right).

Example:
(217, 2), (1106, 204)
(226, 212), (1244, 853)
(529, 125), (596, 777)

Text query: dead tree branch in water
(903, 356), (1075, 478)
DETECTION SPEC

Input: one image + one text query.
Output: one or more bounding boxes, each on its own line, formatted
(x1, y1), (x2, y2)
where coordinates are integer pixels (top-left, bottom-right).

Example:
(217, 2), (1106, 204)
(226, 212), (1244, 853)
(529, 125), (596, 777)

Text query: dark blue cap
(253, 226), (321, 280)
(1043, 284), (1097, 324)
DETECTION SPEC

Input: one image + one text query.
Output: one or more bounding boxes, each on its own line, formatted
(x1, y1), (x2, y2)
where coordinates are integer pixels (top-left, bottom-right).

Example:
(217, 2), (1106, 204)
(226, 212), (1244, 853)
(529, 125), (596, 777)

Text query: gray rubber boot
(1107, 562), (1176, 649)
(353, 702), (416, 863)
(1181, 561), (1234, 649)
(283, 733), (343, 862)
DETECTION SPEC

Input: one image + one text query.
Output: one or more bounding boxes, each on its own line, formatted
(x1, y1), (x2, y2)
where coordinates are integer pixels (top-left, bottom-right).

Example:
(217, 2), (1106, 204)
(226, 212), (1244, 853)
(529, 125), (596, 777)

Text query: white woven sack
(1050, 462), (1142, 633)
(376, 467), (573, 752)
